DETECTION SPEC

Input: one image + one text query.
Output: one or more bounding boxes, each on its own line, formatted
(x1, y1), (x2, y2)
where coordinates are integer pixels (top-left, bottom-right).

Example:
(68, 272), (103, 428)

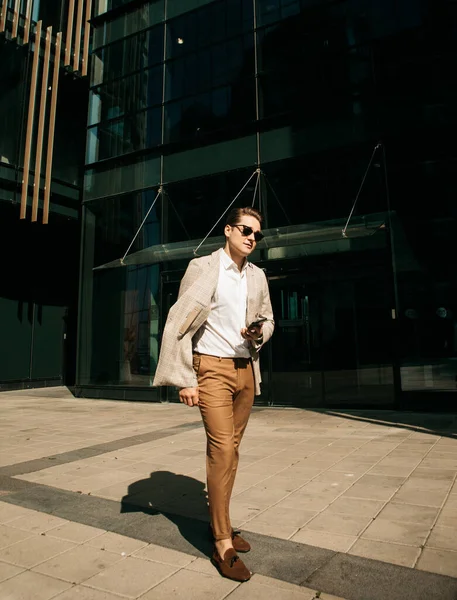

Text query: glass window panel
(164, 76), (255, 145)
(92, 26), (164, 86)
(167, 0), (221, 20)
(89, 66), (164, 126)
(282, 1), (300, 18)
(197, 49), (212, 90)
(165, 167), (257, 242)
(226, 0), (243, 37)
(167, 0), (254, 59)
(167, 11), (198, 58)
(184, 54), (198, 96)
(84, 155), (161, 201)
(79, 191), (162, 387)
(207, 2), (226, 46)
(0, 42), (26, 167)
(163, 134), (257, 182)
(165, 35), (253, 103)
(165, 60), (184, 101)
(87, 107), (162, 163)
(94, 0), (165, 19)
(94, 1), (165, 41)
(212, 86), (230, 117)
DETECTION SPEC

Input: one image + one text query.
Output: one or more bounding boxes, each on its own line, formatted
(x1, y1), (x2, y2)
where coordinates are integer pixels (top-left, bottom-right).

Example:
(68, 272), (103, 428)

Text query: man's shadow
(120, 471), (213, 557)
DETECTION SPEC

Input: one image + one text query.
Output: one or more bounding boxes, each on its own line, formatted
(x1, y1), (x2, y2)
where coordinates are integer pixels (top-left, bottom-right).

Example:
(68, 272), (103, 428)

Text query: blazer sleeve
(251, 270), (274, 351)
(178, 258), (203, 299)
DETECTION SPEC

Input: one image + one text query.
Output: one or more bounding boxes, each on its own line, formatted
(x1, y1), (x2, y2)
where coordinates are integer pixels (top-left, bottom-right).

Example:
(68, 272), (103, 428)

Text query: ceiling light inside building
(177, 37), (184, 44)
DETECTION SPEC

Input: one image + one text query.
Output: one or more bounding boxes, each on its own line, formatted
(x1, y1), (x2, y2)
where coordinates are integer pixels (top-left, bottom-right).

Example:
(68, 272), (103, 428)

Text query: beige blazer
(153, 248), (274, 395)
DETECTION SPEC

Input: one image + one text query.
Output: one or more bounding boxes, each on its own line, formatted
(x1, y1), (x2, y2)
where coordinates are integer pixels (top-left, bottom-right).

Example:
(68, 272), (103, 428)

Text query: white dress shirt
(193, 250), (251, 358)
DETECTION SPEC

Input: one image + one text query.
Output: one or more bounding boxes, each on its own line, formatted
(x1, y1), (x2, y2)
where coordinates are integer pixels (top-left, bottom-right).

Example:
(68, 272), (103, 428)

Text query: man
(153, 207), (274, 582)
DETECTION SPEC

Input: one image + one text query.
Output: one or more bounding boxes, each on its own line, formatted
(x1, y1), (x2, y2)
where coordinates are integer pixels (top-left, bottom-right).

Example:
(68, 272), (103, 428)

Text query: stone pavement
(0, 388), (457, 600)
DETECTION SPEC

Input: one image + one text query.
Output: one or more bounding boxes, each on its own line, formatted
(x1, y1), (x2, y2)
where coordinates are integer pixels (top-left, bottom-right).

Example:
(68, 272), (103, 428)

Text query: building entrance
(263, 254), (395, 407)
(159, 246), (396, 408)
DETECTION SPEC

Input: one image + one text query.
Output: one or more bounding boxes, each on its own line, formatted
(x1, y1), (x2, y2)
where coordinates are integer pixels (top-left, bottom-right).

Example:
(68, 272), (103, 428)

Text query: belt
(193, 352), (251, 364)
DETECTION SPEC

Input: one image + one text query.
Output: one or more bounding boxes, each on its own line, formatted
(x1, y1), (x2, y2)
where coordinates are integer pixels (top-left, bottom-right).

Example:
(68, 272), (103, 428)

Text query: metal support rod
(12, 0), (20, 38)
(23, 0), (33, 44)
(65, 0), (75, 66)
(20, 20), (42, 220)
(251, 169), (260, 208)
(0, 0), (7, 33)
(81, 0), (92, 76)
(193, 169), (259, 256)
(73, 0), (84, 72)
(32, 25), (52, 222)
(342, 142), (381, 237)
(121, 188), (162, 264)
(43, 32), (62, 224)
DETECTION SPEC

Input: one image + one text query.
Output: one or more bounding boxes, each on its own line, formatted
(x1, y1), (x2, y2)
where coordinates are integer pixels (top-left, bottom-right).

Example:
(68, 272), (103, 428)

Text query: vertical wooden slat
(0, 0), (8, 33)
(11, 0), (20, 38)
(31, 25), (52, 223)
(73, 0), (84, 72)
(64, 0), (75, 66)
(23, 0), (33, 44)
(43, 32), (62, 225)
(81, 0), (92, 77)
(20, 20), (42, 220)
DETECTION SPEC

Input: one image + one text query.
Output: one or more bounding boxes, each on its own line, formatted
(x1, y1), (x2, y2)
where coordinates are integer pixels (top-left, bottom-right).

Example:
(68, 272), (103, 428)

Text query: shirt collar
(220, 249), (249, 273)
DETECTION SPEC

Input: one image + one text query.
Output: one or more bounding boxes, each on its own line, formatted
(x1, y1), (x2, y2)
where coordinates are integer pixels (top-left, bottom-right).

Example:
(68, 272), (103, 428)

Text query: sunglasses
(233, 224), (264, 243)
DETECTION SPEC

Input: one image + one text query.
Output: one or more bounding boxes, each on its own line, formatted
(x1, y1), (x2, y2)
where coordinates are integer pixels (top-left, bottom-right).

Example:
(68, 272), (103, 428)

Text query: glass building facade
(77, 0), (457, 409)
(0, 0), (88, 390)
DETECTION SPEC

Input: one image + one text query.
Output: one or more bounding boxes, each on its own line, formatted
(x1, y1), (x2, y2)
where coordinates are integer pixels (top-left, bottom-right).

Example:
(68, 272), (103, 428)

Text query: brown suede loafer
(232, 529), (251, 553)
(212, 547), (251, 582)
(208, 526), (251, 553)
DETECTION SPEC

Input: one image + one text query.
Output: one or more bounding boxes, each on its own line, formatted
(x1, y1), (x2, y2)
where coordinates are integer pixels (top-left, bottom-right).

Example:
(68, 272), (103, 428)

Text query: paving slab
(1, 390), (457, 599)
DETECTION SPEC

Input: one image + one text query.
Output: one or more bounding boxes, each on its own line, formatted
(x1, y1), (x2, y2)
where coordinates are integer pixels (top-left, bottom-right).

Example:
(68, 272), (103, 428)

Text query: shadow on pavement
(314, 409), (457, 440)
(120, 470), (213, 557)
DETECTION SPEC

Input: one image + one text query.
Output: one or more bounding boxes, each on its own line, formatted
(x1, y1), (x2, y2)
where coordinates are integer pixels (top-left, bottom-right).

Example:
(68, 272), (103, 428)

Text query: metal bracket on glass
(342, 142), (383, 238)
(120, 186), (163, 265)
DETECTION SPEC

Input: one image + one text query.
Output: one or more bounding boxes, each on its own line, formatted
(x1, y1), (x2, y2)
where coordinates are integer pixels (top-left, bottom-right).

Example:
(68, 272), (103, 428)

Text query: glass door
(263, 253), (396, 408)
(266, 274), (323, 406)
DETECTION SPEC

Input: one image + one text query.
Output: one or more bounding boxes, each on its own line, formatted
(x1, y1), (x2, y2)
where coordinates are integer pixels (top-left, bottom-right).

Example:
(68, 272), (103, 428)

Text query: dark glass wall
(0, 13), (87, 389)
(78, 0), (457, 407)
(78, 191), (162, 389)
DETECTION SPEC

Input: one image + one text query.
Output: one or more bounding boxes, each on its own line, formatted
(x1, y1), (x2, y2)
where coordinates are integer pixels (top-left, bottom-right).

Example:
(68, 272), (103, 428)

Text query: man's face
(224, 215), (262, 258)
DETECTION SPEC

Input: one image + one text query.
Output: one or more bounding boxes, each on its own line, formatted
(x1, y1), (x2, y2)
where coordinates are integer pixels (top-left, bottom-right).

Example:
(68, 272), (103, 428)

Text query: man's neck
(223, 246), (246, 272)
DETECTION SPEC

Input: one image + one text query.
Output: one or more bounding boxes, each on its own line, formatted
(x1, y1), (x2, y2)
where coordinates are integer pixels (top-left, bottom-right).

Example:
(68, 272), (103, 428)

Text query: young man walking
(153, 207), (274, 582)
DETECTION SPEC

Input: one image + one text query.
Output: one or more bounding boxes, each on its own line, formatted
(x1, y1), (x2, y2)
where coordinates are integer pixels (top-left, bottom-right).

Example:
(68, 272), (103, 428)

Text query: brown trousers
(193, 353), (255, 541)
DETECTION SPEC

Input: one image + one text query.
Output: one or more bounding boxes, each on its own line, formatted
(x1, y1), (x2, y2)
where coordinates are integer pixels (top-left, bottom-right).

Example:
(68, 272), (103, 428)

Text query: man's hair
(225, 207), (263, 228)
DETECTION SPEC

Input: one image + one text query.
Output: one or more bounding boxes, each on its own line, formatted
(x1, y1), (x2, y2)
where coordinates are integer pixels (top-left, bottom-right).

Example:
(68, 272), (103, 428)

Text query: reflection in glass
(92, 26), (164, 86)
(78, 192), (162, 387)
(94, 3), (165, 48)
(166, 0), (254, 59)
(87, 107), (162, 163)
(89, 66), (163, 125)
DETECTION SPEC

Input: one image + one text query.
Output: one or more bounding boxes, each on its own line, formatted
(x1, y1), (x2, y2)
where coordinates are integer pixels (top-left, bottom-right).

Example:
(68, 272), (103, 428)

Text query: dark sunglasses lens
(240, 225), (263, 242)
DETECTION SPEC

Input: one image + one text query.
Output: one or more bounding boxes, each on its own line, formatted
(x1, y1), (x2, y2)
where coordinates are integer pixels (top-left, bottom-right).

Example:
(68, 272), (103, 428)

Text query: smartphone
(248, 317), (267, 330)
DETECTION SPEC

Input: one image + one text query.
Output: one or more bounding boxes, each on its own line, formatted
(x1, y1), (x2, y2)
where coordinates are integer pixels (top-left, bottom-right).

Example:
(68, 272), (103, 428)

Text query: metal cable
(121, 187), (162, 264)
(251, 169), (261, 207)
(342, 143), (381, 237)
(193, 170), (258, 256)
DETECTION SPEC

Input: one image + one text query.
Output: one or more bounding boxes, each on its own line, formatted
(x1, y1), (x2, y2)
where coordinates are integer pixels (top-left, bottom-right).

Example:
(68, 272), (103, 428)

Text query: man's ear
(224, 224), (231, 237)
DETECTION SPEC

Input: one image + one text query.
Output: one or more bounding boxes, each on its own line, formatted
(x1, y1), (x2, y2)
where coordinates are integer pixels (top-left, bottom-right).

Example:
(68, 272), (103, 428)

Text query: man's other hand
(179, 387), (199, 406)
(241, 323), (263, 341)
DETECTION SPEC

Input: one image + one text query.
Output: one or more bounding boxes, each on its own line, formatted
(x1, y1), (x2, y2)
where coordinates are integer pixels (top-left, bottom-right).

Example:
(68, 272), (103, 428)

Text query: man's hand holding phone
(241, 317), (267, 342)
